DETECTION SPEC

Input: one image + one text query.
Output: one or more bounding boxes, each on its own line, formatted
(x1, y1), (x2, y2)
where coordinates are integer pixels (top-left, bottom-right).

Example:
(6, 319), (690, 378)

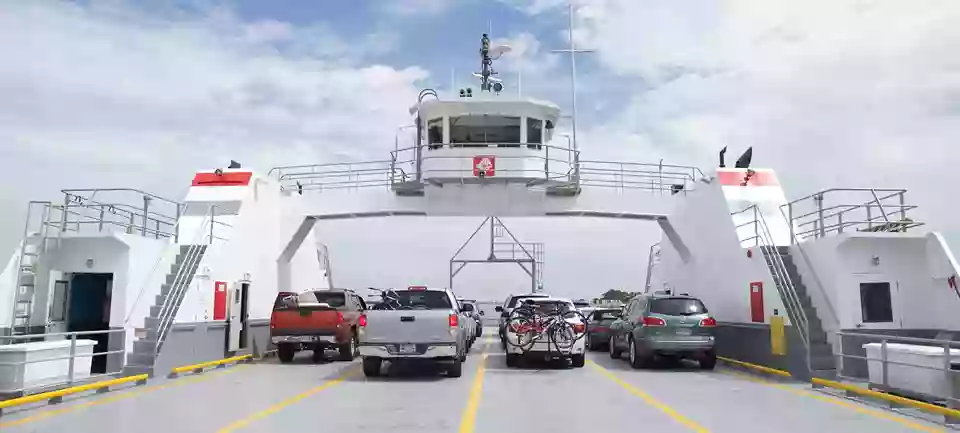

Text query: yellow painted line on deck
(588, 360), (710, 433)
(0, 365), (247, 429)
(722, 369), (947, 433)
(215, 367), (358, 433)
(458, 339), (490, 433)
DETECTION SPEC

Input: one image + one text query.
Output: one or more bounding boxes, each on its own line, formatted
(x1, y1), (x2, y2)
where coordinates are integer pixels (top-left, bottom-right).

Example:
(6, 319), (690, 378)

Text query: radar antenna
(476, 33), (511, 94)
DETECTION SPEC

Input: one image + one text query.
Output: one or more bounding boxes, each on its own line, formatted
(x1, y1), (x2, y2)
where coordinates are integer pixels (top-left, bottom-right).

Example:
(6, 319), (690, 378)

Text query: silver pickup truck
(357, 287), (469, 378)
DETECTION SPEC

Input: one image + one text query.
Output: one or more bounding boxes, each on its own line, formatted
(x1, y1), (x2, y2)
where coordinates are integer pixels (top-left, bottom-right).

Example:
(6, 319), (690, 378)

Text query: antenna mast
(479, 33), (496, 92)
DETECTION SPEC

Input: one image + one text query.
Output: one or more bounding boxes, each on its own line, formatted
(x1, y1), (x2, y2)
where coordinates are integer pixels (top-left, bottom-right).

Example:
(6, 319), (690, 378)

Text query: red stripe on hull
(192, 172), (253, 186)
(717, 170), (779, 187)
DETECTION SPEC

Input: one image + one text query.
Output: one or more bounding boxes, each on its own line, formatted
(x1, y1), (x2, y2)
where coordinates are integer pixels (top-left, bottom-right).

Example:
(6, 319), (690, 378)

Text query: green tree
(600, 289), (639, 302)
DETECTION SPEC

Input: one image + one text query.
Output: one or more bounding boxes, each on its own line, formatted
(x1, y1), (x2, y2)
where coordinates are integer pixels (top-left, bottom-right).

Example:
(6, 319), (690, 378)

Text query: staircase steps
(123, 244), (206, 376)
(766, 246), (836, 374)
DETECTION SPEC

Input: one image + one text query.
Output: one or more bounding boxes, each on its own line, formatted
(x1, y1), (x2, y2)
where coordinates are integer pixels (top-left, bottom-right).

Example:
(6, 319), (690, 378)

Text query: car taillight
(700, 317), (717, 327)
(359, 314), (367, 327)
(449, 314), (458, 327)
(336, 311), (344, 323)
(593, 326), (608, 332)
(573, 323), (586, 333)
(643, 317), (666, 327)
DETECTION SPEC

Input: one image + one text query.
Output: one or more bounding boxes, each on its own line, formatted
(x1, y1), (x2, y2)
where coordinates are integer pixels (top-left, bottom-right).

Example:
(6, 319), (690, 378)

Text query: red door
(749, 282), (764, 323)
(213, 281), (228, 320)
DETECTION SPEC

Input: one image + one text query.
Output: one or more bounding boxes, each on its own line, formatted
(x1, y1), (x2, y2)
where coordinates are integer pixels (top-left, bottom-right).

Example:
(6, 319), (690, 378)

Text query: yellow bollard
(770, 315), (786, 356)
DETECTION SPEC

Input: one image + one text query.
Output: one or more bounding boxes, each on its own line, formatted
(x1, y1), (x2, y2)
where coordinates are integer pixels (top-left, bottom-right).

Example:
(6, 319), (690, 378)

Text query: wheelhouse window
(860, 282), (893, 323)
(526, 117), (543, 149)
(449, 115), (521, 147)
(427, 118), (443, 150)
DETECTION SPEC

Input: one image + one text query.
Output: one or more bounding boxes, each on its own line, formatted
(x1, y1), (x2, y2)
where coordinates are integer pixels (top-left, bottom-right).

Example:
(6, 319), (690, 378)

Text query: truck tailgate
(362, 310), (455, 344)
(271, 307), (340, 335)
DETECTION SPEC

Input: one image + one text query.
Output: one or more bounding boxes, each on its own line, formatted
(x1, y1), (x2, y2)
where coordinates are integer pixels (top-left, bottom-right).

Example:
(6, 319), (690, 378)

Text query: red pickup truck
(269, 289), (365, 363)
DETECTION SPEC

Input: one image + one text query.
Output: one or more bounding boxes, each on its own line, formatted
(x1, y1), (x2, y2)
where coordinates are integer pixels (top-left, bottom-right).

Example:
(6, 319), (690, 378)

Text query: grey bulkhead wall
(662, 178), (812, 379)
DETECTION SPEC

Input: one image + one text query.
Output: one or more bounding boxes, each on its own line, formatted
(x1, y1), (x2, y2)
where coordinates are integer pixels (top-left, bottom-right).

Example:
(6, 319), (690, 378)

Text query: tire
(571, 354), (585, 368)
(629, 338), (650, 369)
(505, 353), (520, 367)
(448, 356), (463, 378)
(700, 350), (717, 370)
(278, 344), (296, 363)
(476, 326), (483, 337)
(608, 336), (622, 359)
(338, 333), (357, 361)
(362, 357), (381, 377)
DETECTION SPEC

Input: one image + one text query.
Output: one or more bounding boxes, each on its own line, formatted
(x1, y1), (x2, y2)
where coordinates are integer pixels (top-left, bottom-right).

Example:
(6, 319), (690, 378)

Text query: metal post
(68, 334), (76, 383)
(141, 195), (150, 236)
(866, 204), (873, 230)
(155, 220), (160, 239)
(60, 194), (70, 234)
(898, 191), (906, 221)
(837, 213), (844, 234)
(815, 193), (825, 238)
(881, 339), (888, 386)
(174, 204), (182, 243)
(787, 203), (794, 244)
(208, 206), (215, 244)
(753, 206), (759, 246)
(415, 115), (423, 182)
(835, 332), (844, 376)
(488, 217), (495, 260)
(98, 207), (105, 232)
(531, 260), (537, 293)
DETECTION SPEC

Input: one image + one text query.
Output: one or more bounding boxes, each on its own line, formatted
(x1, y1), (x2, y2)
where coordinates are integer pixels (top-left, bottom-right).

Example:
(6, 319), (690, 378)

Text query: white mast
(551, 2), (594, 153)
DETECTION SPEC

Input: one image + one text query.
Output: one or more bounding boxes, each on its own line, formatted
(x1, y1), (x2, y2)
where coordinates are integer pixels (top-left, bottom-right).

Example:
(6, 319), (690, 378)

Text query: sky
(2, 0), (960, 300)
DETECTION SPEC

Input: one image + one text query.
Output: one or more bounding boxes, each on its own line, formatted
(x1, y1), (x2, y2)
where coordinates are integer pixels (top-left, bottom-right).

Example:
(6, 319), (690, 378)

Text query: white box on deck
(863, 342), (960, 398)
(0, 339), (97, 393)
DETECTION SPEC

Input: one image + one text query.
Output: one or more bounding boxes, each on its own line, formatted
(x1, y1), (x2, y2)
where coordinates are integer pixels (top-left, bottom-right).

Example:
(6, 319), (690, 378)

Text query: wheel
(278, 344), (296, 363)
(700, 350), (717, 370)
(448, 356), (463, 377)
(362, 357), (381, 377)
(505, 353), (520, 367)
(608, 336), (622, 359)
(338, 333), (357, 361)
(629, 338), (650, 369)
(571, 354), (585, 368)
(476, 326), (483, 337)
(459, 347), (467, 362)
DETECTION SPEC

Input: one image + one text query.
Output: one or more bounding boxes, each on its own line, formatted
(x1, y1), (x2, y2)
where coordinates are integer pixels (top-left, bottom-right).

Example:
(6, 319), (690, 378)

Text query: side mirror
(461, 303), (474, 312)
(494, 306), (503, 312)
(480, 310), (485, 316)
(501, 311), (509, 318)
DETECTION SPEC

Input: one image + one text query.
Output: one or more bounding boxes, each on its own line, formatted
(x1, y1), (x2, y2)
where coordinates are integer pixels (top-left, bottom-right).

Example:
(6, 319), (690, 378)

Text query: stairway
(772, 246), (837, 376)
(124, 245), (206, 376)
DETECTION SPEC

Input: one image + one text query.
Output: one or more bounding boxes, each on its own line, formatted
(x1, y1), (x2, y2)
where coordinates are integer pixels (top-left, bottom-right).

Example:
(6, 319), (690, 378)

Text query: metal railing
(0, 329), (126, 397)
(493, 241), (545, 284)
(732, 203), (841, 345)
(833, 331), (960, 419)
(268, 143), (706, 194)
(124, 204), (232, 326)
(60, 189), (182, 241)
(153, 214), (220, 355)
(781, 188), (924, 243)
(738, 205), (811, 355)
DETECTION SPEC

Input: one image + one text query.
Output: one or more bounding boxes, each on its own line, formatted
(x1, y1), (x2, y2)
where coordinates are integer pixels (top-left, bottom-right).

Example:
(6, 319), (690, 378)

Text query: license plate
(675, 328), (692, 336)
(399, 344), (417, 354)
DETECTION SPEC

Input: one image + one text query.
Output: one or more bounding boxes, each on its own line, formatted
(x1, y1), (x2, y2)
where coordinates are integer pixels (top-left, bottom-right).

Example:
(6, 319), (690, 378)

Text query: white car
(502, 297), (586, 368)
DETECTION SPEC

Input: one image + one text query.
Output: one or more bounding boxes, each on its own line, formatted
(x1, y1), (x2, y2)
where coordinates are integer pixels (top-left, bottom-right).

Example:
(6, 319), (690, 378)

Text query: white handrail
(154, 215), (215, 351)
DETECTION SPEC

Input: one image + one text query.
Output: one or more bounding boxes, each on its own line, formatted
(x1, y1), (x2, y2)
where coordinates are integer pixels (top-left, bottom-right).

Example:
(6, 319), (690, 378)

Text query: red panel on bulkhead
(191, 171), (253, 187)
(717, 169), (780, 187)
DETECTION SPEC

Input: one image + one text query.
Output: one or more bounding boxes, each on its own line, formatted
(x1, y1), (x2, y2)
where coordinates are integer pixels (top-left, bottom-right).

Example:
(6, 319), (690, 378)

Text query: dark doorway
(67, 273), (113, 374)
(239, 283), (250, 349)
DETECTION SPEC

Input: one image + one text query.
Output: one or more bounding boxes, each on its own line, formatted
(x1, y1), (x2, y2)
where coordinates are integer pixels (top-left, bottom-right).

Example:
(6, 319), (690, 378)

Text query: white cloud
(0, 2), (428, 255)
(377, 0), (453, 17)
(509, 0), (960, 229)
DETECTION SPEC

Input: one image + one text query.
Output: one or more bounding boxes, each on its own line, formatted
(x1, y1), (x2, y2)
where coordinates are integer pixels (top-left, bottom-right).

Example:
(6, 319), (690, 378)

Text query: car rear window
(592, 310), (620, 320)
(508, 295), (548, 309)
(650, 298), (708, 316)
(395, 290), (452, 309)
(527, 300), (574, 314)
(286, 291), (347, 308)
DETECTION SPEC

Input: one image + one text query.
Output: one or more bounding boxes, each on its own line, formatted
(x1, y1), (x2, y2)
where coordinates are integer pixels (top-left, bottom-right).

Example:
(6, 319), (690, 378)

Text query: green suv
(608, 292), (717, 369)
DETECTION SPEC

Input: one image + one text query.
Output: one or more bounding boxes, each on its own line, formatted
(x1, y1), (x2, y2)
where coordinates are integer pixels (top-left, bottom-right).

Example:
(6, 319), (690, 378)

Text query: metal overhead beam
(448, 216), (541, 294)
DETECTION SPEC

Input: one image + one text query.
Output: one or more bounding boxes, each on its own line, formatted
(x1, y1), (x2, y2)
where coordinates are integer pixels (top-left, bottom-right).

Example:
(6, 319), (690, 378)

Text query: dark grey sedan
(585, 308), (621, 351)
